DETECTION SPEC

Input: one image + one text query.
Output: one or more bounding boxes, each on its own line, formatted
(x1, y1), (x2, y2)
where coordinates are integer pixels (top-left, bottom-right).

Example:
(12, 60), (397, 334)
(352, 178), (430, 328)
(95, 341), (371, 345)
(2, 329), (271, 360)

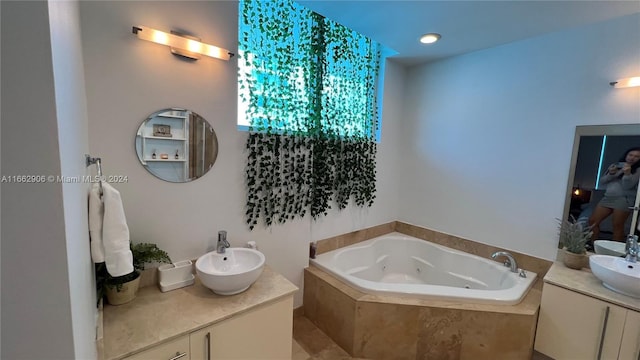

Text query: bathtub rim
(309, 232), (538, 306)
(305, 265), (542, 315)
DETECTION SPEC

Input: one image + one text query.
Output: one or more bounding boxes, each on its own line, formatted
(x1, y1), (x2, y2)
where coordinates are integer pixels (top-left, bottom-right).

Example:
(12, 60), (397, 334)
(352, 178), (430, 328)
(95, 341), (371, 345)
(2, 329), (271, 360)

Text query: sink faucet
(625, 235), (638, 263)
(491, 251), (518, 273)
(217, 230), (230, 254)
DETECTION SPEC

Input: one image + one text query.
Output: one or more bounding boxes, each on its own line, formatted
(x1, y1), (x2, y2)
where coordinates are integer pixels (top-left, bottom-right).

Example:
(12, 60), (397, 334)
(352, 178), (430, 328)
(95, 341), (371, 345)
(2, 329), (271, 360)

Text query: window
(237, 0), (381, 140)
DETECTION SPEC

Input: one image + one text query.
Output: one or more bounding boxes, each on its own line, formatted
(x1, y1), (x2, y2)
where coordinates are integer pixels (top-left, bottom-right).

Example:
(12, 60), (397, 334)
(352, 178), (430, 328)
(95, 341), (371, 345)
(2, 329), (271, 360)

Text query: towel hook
(85, 154), (103, 195)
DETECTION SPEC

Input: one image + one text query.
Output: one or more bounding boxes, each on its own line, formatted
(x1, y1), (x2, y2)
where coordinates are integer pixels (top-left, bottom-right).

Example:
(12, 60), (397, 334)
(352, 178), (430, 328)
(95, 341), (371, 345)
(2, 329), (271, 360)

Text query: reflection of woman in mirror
(589, 147), (640, 241)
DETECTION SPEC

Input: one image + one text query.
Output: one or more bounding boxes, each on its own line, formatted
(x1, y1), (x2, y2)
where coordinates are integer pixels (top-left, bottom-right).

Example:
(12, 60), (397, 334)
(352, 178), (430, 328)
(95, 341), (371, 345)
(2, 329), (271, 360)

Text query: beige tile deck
(294, 311), (542, 360)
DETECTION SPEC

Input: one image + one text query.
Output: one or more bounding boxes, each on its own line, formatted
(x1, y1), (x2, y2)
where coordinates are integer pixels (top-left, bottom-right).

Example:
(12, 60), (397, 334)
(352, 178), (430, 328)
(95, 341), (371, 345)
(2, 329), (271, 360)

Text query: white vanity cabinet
(122, 335), (190, 360)
(120, 295), (294, 360)
(190, 296), (293, 359)
(535, 283), (640, 360)
(619, 310), (640, 360)
(104, 267), (298, 360)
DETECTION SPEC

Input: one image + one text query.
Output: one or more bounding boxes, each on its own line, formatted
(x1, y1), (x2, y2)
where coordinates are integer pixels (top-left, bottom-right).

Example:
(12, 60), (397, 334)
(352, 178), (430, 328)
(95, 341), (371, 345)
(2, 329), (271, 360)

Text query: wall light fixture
(609, 76), (640, 89)
(132, 26), (234, 61)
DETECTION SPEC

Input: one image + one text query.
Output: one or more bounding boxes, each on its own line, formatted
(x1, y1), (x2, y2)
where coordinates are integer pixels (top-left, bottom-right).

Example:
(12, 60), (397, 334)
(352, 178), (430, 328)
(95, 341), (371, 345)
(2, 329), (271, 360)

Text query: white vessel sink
(593, 240), (626, 257)
(196, 248), (265, 295)
(589, 255), (640, 299)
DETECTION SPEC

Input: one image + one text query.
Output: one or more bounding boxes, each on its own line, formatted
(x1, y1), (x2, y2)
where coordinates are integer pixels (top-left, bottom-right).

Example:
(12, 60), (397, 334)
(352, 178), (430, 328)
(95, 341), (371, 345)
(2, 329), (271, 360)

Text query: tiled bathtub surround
(315, 222), (396, 255)
(306, 221), (553, 360)
(304, 266), (541, 360)
(394, 222), (553, 283)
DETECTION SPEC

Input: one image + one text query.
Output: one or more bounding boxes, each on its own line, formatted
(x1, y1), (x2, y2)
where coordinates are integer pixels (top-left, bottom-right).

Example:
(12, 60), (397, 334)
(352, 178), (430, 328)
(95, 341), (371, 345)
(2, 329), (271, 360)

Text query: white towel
(89, 182), (134, 277)
(89, 182), (105, 263)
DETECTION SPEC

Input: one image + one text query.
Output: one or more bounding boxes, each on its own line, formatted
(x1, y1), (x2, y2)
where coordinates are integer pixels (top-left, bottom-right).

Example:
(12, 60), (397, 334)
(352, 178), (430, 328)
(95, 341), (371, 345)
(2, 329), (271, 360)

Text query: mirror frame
(562, 123), (640, 244)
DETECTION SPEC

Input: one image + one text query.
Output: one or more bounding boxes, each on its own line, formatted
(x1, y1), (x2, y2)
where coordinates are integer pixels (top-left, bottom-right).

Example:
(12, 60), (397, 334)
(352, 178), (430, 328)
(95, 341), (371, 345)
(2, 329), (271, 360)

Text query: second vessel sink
(589, 255), (640, 299)
(593, 240), (626, 257)
(196, 248), (265, 295)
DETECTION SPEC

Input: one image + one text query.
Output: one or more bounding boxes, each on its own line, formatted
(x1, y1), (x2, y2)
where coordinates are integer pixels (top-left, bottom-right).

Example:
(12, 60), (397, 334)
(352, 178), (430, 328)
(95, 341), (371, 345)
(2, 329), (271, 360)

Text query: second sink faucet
(625, 235), (638, 263)
(217, 230), (230, 254)
(491, 251), (518, 273)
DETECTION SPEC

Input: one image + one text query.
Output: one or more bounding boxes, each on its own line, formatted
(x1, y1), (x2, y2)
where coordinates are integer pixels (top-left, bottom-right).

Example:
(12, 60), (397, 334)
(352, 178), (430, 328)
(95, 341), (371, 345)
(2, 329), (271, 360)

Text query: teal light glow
(595, 135), (607, 189)
(237, 0), (382, 141)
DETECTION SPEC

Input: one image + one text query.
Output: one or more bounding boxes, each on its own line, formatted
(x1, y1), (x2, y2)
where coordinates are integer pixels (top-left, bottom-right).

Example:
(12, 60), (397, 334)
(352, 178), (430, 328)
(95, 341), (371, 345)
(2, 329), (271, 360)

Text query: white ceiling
(298, 0), (640, 66)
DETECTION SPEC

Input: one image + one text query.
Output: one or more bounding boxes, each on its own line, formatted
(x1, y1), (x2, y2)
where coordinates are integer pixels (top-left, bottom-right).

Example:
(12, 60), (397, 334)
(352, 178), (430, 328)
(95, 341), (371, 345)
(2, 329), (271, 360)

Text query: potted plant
(557, 216), (593, 270)
(96, 242), (171, 306)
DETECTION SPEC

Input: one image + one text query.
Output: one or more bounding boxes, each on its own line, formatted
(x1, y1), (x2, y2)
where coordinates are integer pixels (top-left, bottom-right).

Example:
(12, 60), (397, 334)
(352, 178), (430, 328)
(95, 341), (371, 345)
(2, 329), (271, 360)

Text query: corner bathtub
(309, 233), (537, 305)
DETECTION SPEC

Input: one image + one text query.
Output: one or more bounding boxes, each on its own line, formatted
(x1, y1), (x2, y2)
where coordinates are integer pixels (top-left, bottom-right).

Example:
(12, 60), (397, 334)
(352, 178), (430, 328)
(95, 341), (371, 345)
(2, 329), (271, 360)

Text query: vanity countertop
(100, 266), (298, 360)
(544, 261), (640, 312)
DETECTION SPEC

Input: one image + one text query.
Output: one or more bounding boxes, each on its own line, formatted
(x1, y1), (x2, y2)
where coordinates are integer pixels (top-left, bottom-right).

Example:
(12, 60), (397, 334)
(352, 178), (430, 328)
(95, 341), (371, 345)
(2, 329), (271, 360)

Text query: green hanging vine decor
(239, 0), (381, 230)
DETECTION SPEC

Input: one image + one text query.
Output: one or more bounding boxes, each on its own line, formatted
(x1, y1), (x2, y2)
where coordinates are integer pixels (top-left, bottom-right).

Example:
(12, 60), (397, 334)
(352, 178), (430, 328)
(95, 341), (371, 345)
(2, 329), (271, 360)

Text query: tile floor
(292, 314), (370, 360)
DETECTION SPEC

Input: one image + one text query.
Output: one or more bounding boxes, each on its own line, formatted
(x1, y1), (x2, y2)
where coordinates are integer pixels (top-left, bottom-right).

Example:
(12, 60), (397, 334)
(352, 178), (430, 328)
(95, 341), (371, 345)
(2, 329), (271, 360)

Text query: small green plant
(131, 242), (172, 271)
(95, 242), (171, 304)
(557, 216), (593, 254)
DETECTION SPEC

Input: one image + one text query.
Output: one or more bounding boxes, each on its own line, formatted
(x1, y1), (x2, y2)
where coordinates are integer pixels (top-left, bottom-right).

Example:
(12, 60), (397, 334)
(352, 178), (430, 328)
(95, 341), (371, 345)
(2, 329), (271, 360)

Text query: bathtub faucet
(491, 251), (518, 273)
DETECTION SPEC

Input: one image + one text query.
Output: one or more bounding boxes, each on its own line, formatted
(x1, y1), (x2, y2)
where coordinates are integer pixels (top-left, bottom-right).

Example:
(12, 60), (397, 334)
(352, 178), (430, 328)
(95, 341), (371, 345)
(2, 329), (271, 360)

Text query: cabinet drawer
(123, 335), (189, 360)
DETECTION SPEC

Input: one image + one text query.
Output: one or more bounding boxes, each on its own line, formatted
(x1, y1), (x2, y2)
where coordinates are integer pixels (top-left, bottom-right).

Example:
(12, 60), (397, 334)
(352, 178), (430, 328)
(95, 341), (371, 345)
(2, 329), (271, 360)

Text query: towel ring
(86, 154), (103, 195)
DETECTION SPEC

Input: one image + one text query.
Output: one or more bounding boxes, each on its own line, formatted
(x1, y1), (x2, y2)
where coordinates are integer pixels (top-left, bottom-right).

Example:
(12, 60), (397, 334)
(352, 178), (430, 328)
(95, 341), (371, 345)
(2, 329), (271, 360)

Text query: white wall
(1, 1), (93, 358)
(79, 1), (401, 307)
(399, 13), (640, 261)
(48, 1), (96, 358)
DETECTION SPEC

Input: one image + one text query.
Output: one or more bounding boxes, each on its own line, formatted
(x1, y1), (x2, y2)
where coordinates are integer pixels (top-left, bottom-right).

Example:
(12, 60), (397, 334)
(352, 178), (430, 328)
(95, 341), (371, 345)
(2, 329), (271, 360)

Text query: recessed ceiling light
(419, 33), (441, 44)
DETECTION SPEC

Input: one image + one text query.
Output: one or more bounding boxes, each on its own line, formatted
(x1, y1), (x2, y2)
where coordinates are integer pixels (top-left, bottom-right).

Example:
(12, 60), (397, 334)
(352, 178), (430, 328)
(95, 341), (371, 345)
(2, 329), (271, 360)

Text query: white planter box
(158, 260), (194, 292)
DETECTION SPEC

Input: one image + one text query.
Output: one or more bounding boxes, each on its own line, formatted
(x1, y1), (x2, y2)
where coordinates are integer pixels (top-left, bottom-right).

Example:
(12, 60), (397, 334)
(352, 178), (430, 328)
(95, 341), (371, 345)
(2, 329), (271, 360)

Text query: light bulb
(419, 33), (441, 44)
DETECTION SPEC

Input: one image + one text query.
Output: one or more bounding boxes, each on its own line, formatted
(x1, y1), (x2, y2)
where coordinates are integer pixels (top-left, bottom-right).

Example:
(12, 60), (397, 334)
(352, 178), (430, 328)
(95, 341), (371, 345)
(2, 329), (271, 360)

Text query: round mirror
(135, 108), (218, 182)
